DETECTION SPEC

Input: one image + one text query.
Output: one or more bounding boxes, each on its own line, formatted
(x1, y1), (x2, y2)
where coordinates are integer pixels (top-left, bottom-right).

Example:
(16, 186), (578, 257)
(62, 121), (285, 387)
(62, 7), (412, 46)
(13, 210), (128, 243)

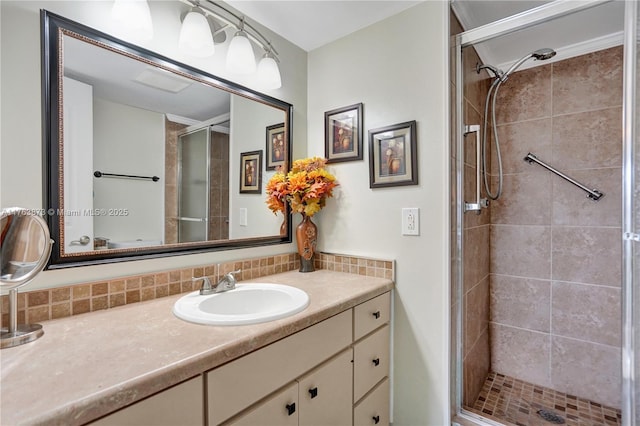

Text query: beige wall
(0, 0), (307, 289)
(1, 1), (453, 423)
(308, 2), (450, 424)
(489, 46), (623, 408)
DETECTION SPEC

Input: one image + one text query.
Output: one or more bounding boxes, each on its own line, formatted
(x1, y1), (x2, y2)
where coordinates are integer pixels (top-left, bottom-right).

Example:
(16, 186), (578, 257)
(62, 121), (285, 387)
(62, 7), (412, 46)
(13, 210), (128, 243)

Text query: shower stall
(451, 1), (638, 425)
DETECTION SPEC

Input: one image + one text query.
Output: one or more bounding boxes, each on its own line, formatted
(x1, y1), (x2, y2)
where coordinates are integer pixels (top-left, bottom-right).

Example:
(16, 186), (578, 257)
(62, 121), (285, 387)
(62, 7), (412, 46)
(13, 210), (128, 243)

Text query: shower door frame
(177, 126), (211, 243)
(452, 0), (635, 425)
(621, 0), (637, 424)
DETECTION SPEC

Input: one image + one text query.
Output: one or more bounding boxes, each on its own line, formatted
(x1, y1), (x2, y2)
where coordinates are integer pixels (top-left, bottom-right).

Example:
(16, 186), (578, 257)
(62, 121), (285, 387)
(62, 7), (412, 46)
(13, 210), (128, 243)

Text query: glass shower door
(178, 128), (210, 243)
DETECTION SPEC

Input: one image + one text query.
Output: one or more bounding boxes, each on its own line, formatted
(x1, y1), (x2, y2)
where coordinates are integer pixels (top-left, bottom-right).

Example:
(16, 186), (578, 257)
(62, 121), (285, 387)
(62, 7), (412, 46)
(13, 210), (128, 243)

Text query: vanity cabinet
(89, 291), (391, 426)
(211, 291), (391, 426)
(89, 376), (203, 426)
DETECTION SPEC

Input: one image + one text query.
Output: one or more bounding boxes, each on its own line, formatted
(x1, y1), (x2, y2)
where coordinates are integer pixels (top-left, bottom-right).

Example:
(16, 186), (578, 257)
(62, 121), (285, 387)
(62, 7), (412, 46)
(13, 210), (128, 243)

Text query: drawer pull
(373, 311), (381, 319)
(372, 358), (380, 367)
(373, 415), (381, 424)
(286, 403), (296, 416)
(309, 387), (318, 399)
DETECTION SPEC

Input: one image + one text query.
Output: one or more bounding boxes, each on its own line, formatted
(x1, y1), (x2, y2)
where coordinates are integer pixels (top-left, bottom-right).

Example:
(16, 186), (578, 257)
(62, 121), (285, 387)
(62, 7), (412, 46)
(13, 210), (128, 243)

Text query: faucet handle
(225, 269), (242, 284)
(193, 276), (213, 294)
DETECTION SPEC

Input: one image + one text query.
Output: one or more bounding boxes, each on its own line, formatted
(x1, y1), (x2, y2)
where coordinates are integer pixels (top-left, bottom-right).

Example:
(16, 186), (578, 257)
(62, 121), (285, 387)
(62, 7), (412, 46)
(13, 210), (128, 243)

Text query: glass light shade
(226, 31), (256, 75)
(111, 0), (153, 42)
(178, 11), (215, 58)
(257, 54), (282, 89)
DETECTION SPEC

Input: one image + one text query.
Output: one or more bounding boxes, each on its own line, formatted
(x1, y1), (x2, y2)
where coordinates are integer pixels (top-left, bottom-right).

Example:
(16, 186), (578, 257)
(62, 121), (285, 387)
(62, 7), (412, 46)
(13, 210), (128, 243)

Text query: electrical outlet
(402, 208), (419, 236)
(239, 208), (248, 227)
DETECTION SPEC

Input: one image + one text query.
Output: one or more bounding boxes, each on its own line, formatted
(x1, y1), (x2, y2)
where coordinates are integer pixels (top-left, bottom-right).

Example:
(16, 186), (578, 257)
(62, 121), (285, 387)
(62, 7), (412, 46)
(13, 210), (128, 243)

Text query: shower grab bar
(94, 171), (160, 182)
(464, 125), (489, 214)
(523, 153), (604, 201)
(177, 217), (207, 222)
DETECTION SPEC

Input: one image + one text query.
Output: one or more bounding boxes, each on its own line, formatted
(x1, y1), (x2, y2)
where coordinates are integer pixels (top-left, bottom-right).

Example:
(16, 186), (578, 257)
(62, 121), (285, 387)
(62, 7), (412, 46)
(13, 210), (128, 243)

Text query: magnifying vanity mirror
(42, 11), (292, 269)
(1, 208), (53, 348)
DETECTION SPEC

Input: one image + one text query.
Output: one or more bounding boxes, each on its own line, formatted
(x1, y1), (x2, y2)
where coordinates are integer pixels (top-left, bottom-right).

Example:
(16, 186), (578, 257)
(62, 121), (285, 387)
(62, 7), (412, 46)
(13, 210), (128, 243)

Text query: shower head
(532, 48), (556, 61)
(501, 48), (557, 82)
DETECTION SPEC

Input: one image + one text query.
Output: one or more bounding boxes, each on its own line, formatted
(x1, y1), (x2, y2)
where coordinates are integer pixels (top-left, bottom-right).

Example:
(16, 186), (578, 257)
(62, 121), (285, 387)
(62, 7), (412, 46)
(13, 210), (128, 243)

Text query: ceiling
(225, 1), (423, 52)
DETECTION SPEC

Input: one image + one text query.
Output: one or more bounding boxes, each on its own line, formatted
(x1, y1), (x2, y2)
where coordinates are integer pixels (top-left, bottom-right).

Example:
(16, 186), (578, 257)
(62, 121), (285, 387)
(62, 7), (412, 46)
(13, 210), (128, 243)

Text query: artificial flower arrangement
(266, 156), (338, 217)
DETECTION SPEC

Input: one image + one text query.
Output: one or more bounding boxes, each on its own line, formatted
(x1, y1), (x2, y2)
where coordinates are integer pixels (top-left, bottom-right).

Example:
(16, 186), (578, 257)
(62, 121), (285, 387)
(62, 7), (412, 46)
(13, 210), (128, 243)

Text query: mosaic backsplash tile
(1, 252), (394, 326)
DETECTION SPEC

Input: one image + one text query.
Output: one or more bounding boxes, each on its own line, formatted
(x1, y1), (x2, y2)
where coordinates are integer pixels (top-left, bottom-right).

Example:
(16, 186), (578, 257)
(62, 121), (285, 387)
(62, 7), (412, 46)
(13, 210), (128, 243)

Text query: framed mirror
(42, 11), (292, 269)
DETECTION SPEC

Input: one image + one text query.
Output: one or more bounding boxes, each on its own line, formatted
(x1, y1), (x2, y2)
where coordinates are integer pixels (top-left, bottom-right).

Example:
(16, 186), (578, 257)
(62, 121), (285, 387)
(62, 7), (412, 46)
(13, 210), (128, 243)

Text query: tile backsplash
(1, 252), (394, 327)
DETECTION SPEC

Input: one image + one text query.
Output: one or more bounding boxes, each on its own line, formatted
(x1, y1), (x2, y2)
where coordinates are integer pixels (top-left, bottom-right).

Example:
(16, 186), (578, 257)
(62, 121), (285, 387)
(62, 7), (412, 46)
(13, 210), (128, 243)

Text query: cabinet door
(225, 382), (298, 426)
(353, 325), (390, 403)
(89, 376), (202, 426)
(298, 349), (353, 426)
(353, 378), (389, 426)
(353, 292), (390, 341)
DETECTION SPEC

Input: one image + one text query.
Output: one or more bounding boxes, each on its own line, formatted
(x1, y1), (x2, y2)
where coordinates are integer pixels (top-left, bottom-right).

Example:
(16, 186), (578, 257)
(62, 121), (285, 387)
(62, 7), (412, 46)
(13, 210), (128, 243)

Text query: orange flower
(265, 157), (338, 217)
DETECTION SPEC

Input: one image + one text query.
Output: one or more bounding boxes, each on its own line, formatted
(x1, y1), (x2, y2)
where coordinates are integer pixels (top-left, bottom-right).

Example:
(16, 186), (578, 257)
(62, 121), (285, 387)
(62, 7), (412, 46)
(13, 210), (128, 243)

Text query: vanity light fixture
(256, 48), (282, 90)
(177, 0), (282, 89)
(111, 0), (154, 42)
(226, 18), (257, 75)
(178, 6), (215, 57)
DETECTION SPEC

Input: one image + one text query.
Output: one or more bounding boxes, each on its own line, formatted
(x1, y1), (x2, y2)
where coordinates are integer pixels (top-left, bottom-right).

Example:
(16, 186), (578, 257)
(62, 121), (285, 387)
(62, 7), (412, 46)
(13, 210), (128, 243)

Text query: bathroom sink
(172, 283), (309, 326)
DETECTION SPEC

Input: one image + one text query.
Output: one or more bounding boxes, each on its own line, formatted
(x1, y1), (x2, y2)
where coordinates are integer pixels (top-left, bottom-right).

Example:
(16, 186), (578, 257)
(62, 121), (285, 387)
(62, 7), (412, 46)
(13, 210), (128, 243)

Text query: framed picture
(239, 150), (262, 194)
(265, 123), (286, 170)
(368, 120), (418, 188)
(324, 103), (363, 163)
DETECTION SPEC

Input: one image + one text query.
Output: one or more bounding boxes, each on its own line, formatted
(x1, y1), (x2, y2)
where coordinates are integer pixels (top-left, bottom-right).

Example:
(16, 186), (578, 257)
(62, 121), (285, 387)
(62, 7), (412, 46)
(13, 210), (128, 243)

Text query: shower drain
(536, 409), (566, 424)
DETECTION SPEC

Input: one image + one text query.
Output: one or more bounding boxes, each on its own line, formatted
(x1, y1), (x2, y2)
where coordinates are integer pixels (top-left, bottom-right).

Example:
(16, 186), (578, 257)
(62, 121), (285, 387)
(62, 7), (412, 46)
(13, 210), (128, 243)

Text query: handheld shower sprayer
(500, 48), (556, 82)
(475, 48), (556, 201)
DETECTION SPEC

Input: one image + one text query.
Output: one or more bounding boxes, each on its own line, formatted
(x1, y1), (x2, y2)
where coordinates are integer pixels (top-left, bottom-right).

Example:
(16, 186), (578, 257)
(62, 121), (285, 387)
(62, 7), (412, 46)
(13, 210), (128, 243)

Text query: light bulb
(179, 10), (215, 58)
(111, 0), (153, 42)
(257, 53), (282, 89)
(226, 31), (256, 75)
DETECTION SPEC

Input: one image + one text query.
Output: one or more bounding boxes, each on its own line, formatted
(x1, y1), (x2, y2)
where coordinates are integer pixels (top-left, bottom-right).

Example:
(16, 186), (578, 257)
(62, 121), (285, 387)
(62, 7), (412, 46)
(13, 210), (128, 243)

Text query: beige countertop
(0, 270), (393, 426)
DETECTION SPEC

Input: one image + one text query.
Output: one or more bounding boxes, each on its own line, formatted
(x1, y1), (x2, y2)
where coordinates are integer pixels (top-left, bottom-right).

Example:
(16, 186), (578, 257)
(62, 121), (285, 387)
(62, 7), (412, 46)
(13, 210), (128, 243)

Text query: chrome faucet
(193, 270), (241, 295)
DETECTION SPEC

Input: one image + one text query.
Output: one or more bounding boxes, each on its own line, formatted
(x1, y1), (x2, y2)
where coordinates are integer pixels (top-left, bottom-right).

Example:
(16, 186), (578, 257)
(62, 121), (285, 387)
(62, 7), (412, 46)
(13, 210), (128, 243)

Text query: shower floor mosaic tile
(469, 372), (622, 426)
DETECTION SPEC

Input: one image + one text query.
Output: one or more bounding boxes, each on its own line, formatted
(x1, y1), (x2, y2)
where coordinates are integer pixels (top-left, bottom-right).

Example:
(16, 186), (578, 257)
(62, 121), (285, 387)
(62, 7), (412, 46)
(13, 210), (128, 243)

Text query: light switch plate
(402, 208), (419, 236)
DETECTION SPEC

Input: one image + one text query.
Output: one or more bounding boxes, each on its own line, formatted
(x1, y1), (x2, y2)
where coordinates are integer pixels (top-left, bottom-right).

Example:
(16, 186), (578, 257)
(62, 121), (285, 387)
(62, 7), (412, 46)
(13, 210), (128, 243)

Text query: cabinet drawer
(298, 349), (353, 426)
(90, 376), (203, 426)
(353, 324), (389, 403)
(353, 378), (389, 426)
(207, 310), (352, 425)
(354, 292), (390, 341)
(225, 382), (298, 426)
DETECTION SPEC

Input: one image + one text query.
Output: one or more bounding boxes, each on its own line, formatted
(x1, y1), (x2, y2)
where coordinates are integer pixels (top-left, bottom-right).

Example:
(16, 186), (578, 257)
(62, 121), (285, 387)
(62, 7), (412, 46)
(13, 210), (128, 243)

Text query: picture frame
(265, 123), (286, 170)
(368, 120), (418, 188)
(239, 150), (262, 194)
(324, 102), (363, 163)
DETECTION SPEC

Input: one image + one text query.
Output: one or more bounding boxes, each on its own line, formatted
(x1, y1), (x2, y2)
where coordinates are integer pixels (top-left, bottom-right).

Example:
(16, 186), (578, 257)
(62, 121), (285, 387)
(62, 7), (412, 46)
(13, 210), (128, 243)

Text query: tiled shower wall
(489, 46), (623, 408)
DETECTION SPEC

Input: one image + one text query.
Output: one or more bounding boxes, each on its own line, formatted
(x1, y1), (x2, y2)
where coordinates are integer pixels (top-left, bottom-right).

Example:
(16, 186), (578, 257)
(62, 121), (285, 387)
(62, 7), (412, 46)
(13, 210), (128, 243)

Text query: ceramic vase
(296, 214), (317, 272)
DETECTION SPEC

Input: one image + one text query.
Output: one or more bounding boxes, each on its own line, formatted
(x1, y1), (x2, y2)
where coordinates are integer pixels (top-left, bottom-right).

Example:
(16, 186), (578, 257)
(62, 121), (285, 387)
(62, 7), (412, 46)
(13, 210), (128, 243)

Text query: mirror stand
(1, 208), (53, 349)
(1, 288), (44, 349)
